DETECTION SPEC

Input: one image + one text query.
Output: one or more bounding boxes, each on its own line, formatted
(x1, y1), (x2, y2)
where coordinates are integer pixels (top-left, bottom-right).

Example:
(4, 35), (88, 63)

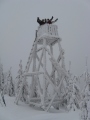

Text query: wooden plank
(46, 76), (64, 111)
(37, 49), (43, 71)
(42, 38), (46, 106)
(50, 58), (69, 77)
(25, 30), (37, 72)
(23, 72), (44, 76)
(36, 54), (60, 94)
(29, 102), (41, 107)
(36, 47), (43, 52)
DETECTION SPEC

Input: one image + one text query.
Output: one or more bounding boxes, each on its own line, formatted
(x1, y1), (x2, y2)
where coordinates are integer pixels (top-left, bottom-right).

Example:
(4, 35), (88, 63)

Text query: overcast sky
(0, 0), (90, 79)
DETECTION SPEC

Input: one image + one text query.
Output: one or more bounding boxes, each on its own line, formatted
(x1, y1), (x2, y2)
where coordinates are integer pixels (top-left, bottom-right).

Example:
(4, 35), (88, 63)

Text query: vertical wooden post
(50, 45), (55, 81)
(57, 39), (65, 69)
(42, 38), (46, 106)
(50, 45), (55, 94)
(30, 31), (37, 98)
(36, 49), (44, 102)
(26, 30), (37, 72)
(31, 45), (37, 98)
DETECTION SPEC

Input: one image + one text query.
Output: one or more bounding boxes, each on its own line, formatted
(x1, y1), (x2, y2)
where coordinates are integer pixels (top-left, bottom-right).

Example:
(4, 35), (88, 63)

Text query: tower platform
(37, 24), (61, 45)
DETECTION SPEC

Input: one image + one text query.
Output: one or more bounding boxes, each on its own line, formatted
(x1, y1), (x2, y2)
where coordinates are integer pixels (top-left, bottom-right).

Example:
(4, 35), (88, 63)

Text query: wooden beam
(46, 76), (64, 111)
(25, 30), (37, 72)
(45, 47), (56, 61)
(36, 47), (43, 52)
(50, 58), (69, 77)
(35, 49), (44, 101)
(57, 40), (65, 69)
(45, 47), (67, 77)
(51, 38), (61, 46)
(50, 53), (61, 78)
(29, 102), (41, 107)
(30, 97), (41, 101)
(50, 45), (55, 84)
(36, 54), (43, 68)
(37, 49), (43, 71)
(23, 72), (44, 76)
(42, 38), (46, 106)
(44, 73), (59, 94)
(36, 53), (62, 94)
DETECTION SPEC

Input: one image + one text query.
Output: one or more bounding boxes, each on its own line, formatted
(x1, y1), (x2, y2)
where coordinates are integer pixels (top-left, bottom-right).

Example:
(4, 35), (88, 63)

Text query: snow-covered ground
(0, 95), (80, 120)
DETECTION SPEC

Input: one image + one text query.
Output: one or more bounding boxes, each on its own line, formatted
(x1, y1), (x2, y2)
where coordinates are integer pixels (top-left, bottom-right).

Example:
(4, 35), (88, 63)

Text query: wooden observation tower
(15, 24), (68, 111)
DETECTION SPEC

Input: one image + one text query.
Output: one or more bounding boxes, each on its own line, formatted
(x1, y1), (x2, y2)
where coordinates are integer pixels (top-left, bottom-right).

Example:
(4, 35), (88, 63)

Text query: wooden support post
(36, 54), (58, 92)
(29, 102), (41, 107)
(57, 40), (65, 69)
(49, 58), (68, 77)
(23, 72), (44, 76)
(36, 47), (43, 53)
(36, 49), (44, 102)
(25, 30), (37, 72)
(45, 47), (57, 62)
(37, 49), (43, 71)
(50, 45), (55, 82)
(46, 76), (64, 112)
(50, 45), (55, 95)
(42, 38), (46, 106)
(36, 54), (66, 93)
(27, 30), (38, 100)
(30, 42), (37, 98)
(50, 53), (61, 78)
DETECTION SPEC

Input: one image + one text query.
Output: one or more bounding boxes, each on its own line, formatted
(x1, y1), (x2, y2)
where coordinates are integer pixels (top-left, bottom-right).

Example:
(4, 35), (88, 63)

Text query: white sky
(0, 0), (90, 79)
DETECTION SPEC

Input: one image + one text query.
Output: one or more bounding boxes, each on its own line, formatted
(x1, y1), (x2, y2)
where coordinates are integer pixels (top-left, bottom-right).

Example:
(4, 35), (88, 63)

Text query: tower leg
(42, 38), (46, 107)
(30, 44), (37, 98)
(50, 45), (55, 94)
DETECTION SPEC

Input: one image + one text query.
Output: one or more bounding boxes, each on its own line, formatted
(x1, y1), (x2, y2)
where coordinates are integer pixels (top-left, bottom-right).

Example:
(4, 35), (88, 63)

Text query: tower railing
(37, 24), (59, 39)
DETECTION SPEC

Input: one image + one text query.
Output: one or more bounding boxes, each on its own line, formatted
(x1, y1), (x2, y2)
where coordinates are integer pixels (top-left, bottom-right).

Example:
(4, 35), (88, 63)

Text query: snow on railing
(37, 24), (59, 39)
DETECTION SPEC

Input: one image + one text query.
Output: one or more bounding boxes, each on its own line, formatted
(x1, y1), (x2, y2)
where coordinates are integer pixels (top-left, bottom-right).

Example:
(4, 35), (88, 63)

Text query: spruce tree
(7, 68), (15, 96)
(15, 60), (29, 103)
(0, 64), (4, 91)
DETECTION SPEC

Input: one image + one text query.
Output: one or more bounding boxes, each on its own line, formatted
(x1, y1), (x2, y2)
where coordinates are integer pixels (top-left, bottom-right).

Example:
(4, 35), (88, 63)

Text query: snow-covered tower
(15, 23), (68, 111)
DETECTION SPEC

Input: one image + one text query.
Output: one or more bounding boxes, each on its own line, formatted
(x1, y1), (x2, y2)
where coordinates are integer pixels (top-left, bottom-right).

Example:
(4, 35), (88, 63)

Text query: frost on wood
(15, 24), (77, 111)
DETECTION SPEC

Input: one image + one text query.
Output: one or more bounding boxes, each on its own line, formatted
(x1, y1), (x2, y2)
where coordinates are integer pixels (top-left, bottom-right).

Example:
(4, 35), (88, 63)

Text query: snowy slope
(0, 95), (80, 120)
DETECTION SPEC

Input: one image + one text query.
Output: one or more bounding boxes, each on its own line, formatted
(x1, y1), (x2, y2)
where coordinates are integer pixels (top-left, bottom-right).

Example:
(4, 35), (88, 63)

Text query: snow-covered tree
(80, 83), (90, 120)
(15, 60), (23, 96)
(66, 75), (81, 111)
(15, 60), (29, 103)
(80, 58), (90, 120)
(80, 98), (87, 120)
(3, 72), (8, 94)
(0, 64), (4, 91)
(21, 80), (29, 102)
(7, 68), (15, 96)
(87, 98), (90, 120)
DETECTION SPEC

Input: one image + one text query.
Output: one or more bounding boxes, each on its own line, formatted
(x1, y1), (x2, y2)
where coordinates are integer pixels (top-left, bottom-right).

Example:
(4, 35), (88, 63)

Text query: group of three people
(37, 16), (58, 26)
